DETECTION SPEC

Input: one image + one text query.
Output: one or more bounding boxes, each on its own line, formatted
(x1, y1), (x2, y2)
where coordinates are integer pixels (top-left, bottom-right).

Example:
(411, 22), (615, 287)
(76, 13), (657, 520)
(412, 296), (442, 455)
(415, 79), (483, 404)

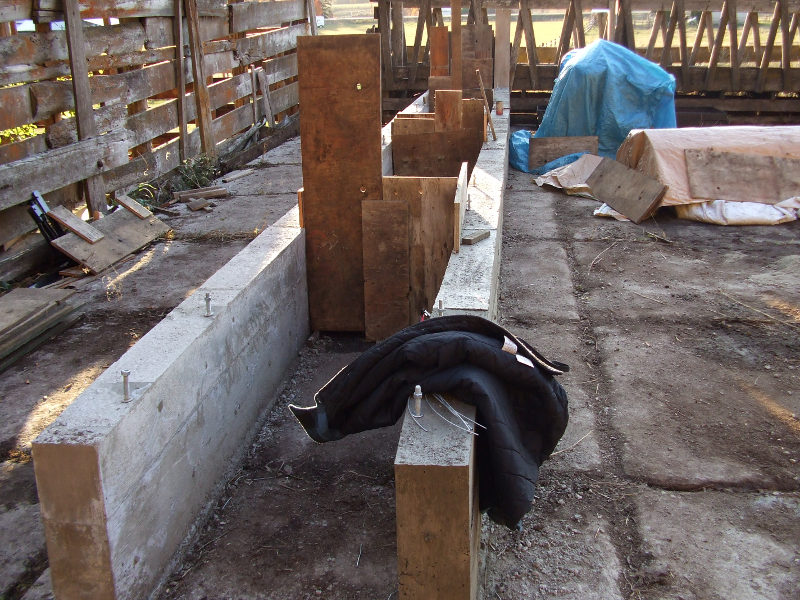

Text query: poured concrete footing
(435, 88), (510, 321)
(32, 209), (309, 600)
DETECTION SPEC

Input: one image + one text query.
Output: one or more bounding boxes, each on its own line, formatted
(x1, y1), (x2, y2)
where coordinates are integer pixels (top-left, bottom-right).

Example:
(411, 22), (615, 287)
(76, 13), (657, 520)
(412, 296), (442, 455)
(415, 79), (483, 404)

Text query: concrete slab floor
(0, 137), (305, 599)
(4, 136), (800, 600)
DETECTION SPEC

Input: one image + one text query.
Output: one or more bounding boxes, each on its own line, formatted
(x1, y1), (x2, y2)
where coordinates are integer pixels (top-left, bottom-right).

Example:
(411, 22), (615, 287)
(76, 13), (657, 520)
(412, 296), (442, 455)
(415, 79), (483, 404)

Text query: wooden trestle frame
(375, 0), (800, 96)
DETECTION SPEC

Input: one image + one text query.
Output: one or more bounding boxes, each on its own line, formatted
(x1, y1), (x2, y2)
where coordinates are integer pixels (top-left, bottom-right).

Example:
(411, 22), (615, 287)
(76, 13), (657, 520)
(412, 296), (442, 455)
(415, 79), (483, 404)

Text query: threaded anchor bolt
(121, 370), (131, 403)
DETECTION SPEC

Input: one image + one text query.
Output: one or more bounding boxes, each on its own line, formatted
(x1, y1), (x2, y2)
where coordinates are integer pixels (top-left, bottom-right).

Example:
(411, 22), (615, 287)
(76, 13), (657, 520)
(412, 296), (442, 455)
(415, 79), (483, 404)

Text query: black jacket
(290, 315), (569, 528)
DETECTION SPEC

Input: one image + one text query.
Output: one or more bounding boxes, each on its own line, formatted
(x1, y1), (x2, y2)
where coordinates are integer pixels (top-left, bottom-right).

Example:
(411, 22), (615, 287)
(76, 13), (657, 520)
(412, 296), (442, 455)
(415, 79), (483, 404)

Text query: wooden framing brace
(0, 0), (313, 248)
(372, 0), (800, 98)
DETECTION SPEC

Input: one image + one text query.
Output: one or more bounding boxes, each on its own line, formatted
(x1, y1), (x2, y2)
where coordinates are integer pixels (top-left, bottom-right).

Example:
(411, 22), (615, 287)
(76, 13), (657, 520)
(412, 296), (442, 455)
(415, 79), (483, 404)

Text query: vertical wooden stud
(185, 0), (215, 154)
(173, 0), (188, 161)
(494, 8), (511, 88)
(62, 0), (107, 218)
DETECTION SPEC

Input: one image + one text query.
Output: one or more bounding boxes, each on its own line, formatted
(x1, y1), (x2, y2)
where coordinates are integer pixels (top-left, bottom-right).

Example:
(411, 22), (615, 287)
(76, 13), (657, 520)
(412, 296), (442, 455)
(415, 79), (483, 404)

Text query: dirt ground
(2, 134), (799, 600)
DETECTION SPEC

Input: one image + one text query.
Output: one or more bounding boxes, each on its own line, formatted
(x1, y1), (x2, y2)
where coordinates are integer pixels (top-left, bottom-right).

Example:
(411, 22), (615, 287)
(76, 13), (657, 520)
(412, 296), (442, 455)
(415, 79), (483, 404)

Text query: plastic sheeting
(535, 40), (676, 157)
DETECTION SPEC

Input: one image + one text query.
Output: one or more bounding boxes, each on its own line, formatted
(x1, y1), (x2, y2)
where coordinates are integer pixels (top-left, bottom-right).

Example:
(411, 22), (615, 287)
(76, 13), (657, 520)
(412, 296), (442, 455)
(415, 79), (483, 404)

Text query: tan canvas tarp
(616, 126), (800, 206)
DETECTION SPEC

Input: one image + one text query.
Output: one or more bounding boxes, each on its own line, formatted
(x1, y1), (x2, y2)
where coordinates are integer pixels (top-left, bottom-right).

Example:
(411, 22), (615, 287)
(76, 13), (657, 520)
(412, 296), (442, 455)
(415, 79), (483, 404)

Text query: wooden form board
(363, 200), (411, 341)
(453, 162), (469, 253)
(51, 207), (170, 274)
(392, 98), (484, 178)
(586, 157), (668, 224)
(298, 35), (382, 332)
(0, 288), (75, 337)
(528, 136), (599, 170)
(395, 397), (479, 600)
(46, 206), (104, 243)
(430, 26), (450, 77)
(685, 149), (800, 204)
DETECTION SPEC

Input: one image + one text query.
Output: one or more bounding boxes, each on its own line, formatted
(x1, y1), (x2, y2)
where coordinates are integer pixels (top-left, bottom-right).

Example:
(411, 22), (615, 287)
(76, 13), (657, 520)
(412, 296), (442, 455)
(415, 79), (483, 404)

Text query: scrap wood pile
(511, 39), (800, 226)
(0, 288), (83, 372)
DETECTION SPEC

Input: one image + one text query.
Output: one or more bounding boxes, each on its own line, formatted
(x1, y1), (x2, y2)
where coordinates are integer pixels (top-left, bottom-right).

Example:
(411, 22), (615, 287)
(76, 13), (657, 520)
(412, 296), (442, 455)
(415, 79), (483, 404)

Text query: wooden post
(451, 0), (463, 90)
(173, 0), (188, 161)
(62, 0), (107, 218)
(494, 8), (511, 89)
(306, 0), (318, 35)
(185, 0), (215, 155)
(395, 397), (479, 600)
(391, 1), (406, 67)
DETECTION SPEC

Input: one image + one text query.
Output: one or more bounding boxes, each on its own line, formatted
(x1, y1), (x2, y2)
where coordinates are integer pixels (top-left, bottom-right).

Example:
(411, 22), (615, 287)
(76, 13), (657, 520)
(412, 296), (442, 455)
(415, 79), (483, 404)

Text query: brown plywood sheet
(51, 208), (170, 274)
(528, 136), (599, 170)
(586, 158), (668, 224)
(298, 34), (382, 332)
(384, 176), (457, 320)
(363, 199), (410, 341)
(685, 149), (800, 204)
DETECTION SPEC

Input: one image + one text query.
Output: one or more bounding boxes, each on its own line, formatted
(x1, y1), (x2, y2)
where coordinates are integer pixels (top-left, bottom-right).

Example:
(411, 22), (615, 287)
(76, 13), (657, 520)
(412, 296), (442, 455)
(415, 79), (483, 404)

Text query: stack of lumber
(0, 288), (84, 372)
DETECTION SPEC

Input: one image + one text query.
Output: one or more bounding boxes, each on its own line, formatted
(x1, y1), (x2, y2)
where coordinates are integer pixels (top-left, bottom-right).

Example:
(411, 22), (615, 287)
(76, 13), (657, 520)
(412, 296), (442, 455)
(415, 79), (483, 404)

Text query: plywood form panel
(363, 199), (410, 341)
(528, 135), (599, 170)
(298, 34), (382, 332)
(384, 176), (457, 321)
(586, 157), (667, 223)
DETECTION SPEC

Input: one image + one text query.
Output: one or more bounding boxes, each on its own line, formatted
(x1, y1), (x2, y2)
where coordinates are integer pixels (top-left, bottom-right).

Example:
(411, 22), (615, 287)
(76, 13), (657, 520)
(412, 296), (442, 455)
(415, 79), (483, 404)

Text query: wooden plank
(298, 34), (383, 332)
(116, 194), (152, 218)
(362, 199), (411, 341)
(391, 0), (406, 67)
(395, 398), (478, 600)
(46, 205), (104, 243)
(393, 116), (436, 135)
(392, 129), (478, 177)
(451, 0), (462, 89)
(685, 149), (800, 204)
(407, 0), (430, 92)
(461, 229), (489, 244)
(397, 176), (457, 320)
(494, 8), (511, 88)
(51, 207), (170, 274)
(24, 0), (226, 19)
(434, 89), (463, 131)
(256, 68), (276, 126)
(174, 0), (188, 161)
(430, 25), (450, 76)
(585, 157), (667, 223)
(528, 135), (599, 170)
(0, 288), (75, 337)
(186, 0), (214, 155)
(63, 0), (107, 217)
(229, 0), (306, 32)
(0, 130), (129, 212)
(234, 23), (306, 65)
(453, 161), (468, 252)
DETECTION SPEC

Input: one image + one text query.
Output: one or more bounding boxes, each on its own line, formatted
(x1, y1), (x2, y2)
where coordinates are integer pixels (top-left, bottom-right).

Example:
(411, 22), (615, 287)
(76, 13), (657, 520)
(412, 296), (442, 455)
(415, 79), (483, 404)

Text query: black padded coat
(290, 315), (569, 528)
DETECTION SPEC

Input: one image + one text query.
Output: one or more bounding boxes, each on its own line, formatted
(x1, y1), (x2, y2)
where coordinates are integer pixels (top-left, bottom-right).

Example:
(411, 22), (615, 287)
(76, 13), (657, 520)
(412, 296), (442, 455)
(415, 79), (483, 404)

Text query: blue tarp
(510, 40), (676, 172)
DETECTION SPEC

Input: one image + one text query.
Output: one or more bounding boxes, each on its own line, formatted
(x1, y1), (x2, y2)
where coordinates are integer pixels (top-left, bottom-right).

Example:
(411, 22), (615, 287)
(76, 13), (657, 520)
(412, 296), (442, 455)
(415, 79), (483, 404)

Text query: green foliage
(176, 154), (218, 191)
(127, 182), (158, 209)
(0, 123), (38, 144)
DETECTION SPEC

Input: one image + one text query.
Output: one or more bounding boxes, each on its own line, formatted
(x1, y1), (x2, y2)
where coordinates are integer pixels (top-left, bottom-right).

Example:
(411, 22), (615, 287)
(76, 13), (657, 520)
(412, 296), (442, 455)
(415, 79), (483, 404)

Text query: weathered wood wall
(0, 0), (311, 248)
(376, 0), (800, 96)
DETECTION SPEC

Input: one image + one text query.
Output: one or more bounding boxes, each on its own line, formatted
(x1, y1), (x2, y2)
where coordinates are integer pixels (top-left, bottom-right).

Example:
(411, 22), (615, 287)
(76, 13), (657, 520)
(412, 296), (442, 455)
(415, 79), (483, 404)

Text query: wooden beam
(173, 0), (188, 161)
(391, 0), (406, 66)
(62, 0), (108, 218)
(494, 8), (511, 88)
(452, 0), (462, 89)
(185, 0), (214, 155)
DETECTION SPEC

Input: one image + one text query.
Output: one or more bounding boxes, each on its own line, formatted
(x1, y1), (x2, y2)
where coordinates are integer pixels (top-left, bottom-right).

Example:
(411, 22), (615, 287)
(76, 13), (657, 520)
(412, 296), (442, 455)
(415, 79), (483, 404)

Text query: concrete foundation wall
(32, 208), (309, 600)
(436, 88), (510, 321)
